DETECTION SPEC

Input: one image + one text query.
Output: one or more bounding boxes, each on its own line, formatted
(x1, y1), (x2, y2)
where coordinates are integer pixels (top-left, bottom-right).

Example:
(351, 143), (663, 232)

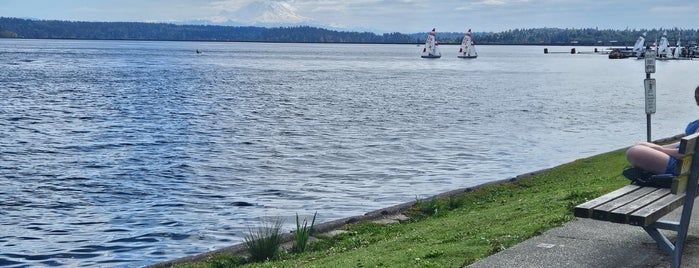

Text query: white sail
(673, 34), (682, 58)
(657, 31), (670, 57)
(421, 28), (441, 58)
(632, 32), (647, 56)
(458, 28), (477, 58)
(433, 40), (441, 56)
(460, 30), (471, 54)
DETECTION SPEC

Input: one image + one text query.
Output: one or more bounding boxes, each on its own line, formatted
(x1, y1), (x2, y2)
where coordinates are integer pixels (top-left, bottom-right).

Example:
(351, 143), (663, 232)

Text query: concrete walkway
(467, 198), (699, 268)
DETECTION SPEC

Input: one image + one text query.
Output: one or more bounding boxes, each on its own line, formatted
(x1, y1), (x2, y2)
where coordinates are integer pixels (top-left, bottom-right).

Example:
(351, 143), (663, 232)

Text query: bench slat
(592, 187), (658, 221)
(609, 188), (671, 223)
(628, 193), (686, 226)
(574, 185), (641, 218)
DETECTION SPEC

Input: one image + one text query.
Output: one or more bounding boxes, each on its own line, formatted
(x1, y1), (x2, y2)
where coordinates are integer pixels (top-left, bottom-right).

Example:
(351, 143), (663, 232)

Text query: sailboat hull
(457, 55), (477, 59)
(421, 55), (441, 58)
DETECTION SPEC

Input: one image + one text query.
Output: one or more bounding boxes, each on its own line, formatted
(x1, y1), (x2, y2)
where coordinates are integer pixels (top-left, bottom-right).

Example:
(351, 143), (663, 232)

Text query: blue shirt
(687, 119), (699, 135)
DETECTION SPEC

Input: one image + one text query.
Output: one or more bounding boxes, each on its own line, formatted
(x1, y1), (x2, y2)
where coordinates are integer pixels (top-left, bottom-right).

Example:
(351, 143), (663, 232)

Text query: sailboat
(657, 31), (670, 58)
(458, 28), (478, 59)
(421, 28), (441, 58)
(673, 34), (682, 59)
(632, 32), (647, 57)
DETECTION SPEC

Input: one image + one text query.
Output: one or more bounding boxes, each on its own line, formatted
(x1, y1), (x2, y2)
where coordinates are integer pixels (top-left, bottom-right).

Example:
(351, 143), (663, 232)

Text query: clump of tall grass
(291, 212), (317, 253)
(414, 197), (441, 217)
(446, 196), (464, 210)
(243, 217), (284, 262)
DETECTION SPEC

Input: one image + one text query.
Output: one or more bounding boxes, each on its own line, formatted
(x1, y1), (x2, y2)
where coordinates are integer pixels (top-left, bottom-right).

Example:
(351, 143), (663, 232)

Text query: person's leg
(626, 144), (671, 174)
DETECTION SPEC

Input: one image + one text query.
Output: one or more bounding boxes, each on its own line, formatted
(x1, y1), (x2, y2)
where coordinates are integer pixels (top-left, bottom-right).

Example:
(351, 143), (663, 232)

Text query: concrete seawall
(147, 134), (685, 268)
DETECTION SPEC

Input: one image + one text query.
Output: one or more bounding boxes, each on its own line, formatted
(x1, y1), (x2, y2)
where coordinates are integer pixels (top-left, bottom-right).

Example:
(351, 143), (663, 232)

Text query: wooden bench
(575, 132), (699, 268)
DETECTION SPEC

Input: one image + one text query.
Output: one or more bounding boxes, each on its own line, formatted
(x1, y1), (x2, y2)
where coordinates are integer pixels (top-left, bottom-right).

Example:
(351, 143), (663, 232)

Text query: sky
(1, 0), (698, 33)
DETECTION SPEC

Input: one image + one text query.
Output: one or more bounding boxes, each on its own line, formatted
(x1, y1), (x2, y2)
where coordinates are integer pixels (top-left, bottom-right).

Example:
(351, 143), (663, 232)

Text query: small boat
(632, 32), (647, 58)
(657, 31), (670, 58)
(608, 49), (629, 59)
(673, 34), (682, 58)
(655, 32), (689, 60)
(421, 28), (441, 58)
(458, 28), (478, 59)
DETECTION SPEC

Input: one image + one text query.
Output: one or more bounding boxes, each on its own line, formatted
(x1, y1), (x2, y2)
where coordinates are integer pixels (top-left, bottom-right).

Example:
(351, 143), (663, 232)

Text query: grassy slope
(177, 148), (630, 268)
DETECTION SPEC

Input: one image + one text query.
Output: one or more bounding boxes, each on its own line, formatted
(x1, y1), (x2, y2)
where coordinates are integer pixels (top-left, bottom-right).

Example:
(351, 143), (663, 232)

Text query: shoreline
(0, 37), (626, 47)
(146, 133), (684, 268)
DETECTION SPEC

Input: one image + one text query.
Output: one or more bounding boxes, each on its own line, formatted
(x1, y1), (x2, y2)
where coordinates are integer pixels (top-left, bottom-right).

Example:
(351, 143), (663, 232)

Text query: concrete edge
(146, 133), (685, 267)
(146, 166), (557, 268)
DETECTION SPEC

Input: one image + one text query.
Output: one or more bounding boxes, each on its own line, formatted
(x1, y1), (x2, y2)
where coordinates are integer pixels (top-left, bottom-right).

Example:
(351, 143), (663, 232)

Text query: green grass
(173, 148), (630, 268)
(291, 212), (317, 253)
(243, 218), (284, 263)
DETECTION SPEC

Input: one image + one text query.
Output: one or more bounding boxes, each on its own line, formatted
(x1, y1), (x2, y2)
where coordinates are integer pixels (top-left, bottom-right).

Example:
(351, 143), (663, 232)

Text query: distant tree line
(0, 17), (413, 43)
(467, 28), (699, 46)
(0, 23), (18, 38)
(2, 17), (699, 47)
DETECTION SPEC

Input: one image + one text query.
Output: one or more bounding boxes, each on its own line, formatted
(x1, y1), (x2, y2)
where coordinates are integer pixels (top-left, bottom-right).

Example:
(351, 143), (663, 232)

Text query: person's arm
(659, 143), (682, 158)
(661, 142), (680, 149)
(663, 147), (682, 158)
(636, 141), (683, 158)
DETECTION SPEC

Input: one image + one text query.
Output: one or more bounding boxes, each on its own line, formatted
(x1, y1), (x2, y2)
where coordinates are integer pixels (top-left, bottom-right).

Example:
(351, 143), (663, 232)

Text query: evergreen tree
(1, 17), (697, 46)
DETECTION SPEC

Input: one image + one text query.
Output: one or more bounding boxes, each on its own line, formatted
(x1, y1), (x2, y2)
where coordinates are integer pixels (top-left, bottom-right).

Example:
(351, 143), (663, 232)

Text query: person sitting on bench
(626, 85), (699, 176)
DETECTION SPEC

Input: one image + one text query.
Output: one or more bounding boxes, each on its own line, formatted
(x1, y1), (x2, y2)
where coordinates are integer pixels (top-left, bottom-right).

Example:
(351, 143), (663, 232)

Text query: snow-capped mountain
(208, 0), (310, 26)
(183, 0), (386, 33)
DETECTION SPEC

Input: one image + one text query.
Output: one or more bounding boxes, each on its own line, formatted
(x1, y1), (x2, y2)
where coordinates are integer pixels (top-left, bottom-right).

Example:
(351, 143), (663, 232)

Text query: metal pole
(647, 114), (651, 142)
(647, 72), (652, 142)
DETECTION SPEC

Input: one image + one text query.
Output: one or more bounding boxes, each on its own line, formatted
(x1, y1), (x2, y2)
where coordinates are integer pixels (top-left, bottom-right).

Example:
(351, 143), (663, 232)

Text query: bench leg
(644, 226), (674, 254)
(644, 195), (695, 268)
(671, 165), (699, 268)
(671, 195), (696, 268)
(654, 220), (681, 231)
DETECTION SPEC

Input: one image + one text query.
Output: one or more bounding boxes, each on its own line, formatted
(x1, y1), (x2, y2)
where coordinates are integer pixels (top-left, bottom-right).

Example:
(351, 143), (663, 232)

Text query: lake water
(2, 39), (699, 267)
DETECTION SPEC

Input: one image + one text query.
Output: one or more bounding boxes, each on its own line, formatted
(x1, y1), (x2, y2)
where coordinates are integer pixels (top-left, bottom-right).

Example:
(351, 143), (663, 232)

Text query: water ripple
(2, 39), (698, 267)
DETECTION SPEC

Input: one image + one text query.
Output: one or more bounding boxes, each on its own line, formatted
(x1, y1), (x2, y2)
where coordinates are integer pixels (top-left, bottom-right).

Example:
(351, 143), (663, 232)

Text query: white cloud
(6, 0), (699, 33)
(649, 5), (694, 13)
(456, 0), (529, 11)
(209, 0), (256, 11)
